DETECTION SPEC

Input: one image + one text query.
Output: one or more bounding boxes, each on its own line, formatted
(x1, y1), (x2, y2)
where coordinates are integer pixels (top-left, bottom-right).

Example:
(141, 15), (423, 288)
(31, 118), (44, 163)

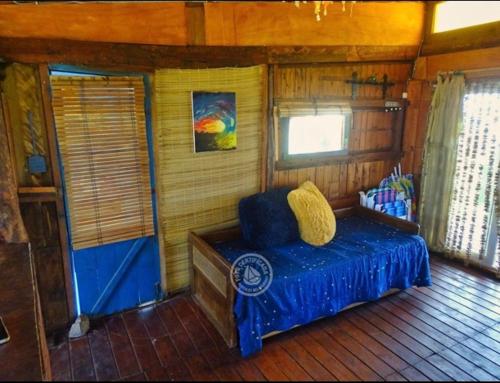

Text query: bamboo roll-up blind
(50, 76), (154, 250)
(155, 66), (265, 291)
(277, 100), (352, 117)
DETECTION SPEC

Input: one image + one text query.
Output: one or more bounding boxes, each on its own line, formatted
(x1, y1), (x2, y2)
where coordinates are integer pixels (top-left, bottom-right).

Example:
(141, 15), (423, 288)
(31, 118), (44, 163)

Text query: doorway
(49, 69), (162, 317)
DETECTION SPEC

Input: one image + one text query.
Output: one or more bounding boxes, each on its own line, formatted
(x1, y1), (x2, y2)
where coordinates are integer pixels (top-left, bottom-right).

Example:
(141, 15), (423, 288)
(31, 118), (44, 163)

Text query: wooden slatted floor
(49, 256), (500, 381)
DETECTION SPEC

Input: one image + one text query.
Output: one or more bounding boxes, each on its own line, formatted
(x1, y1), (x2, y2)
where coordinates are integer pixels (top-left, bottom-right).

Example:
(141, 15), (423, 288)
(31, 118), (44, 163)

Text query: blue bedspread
(213, 215), (432, 357)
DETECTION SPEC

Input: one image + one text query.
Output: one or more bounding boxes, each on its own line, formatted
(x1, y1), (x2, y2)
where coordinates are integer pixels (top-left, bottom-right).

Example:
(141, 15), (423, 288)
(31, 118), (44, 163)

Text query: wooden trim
(267, 46), (419, 64)
(329, 196), (360, 210)
(0, 37), (420, 68)
(423, 1), (438, 40)
(276, 149), (402, 171)
(149, 74), (168, 295)
(331, 206), (356, 219)
(37, 64), (75, 321)
(391, 108), (406, 153)
(197, 226), (241, 247)
(422, 20), (500, 56)
(0, 91), (17, 187)
(266, 64), (275, 190)
(188, 206), (421, 349)
(188, 230), (237, 348)
(355, 205), (420, 234)
(18, 186), (57, 203)
(274, 97), (407, 109)
(185, 2), (206, 46)
(0, 37), (268, 70)
(260, 65), (269, 193)
(30, 247), (53, 381)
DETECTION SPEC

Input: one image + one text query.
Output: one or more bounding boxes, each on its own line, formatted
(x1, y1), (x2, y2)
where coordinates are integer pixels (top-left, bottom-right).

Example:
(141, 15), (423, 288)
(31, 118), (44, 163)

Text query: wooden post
(260, 65), (269, 192)
(0, 86), (28, 243)
(265, 64), (275, 190)
(148, 74), (168, 294)
(37, 63), (75, 320)
(185, 2), (206, 46)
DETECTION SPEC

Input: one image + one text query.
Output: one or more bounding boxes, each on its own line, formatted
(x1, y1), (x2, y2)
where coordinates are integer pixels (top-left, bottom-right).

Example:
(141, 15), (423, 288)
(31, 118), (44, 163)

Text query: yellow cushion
(287, 181), (336, 246)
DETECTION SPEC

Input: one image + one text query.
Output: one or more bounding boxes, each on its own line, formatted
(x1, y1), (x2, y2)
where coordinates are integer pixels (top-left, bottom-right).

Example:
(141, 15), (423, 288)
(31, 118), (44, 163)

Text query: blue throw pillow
(239, 187), (300, 249)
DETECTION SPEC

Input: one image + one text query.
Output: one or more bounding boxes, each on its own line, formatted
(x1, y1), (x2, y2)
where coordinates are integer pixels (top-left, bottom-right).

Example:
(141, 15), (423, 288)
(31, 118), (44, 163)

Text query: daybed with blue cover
(188, 205), (431, 357)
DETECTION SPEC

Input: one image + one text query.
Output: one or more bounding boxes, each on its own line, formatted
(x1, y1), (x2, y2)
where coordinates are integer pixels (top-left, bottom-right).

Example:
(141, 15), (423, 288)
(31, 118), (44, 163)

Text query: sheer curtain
(445, 80), (500, 273)
(419, 74), (465, 252)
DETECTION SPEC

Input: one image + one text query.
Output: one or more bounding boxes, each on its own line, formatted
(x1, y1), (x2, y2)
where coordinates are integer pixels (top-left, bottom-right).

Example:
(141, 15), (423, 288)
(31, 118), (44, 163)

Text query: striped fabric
(373, 188), (398, 205)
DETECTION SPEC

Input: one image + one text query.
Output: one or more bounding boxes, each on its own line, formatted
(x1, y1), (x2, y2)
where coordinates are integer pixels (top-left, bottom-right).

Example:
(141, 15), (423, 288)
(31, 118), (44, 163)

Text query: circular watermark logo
(230, 253), (273, 297)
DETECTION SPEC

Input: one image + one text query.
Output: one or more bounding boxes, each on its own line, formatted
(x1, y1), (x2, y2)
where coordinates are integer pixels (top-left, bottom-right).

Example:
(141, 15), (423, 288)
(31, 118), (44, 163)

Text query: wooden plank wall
(0, 243), (51, 381)
(0, 2), (423, 48)
(204, 2), (424, 47)
(0, 2), (188, 45)
(1, 64), (68, 335)
(415, 46), (500, 80)
(271, 62), (412, 208)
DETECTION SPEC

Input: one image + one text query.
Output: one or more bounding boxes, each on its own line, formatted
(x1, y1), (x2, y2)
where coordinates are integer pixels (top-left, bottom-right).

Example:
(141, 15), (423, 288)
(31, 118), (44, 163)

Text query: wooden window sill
(275, 150), (401, 171)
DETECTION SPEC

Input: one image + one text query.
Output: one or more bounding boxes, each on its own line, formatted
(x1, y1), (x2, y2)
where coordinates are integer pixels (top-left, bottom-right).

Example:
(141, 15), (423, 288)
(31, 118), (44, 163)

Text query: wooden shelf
(276, 150), (402, 171)
(350, 98), (407, 111)
(274, 97), (408, 110)
(18, 186), (58, 203)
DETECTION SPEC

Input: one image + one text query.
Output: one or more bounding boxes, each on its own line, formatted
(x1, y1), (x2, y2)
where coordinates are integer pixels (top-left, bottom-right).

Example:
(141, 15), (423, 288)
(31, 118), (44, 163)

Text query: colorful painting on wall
(192, 91), (236, 152)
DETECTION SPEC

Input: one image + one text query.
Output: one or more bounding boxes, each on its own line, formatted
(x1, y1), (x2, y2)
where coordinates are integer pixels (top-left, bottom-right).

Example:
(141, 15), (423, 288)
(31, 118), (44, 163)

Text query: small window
(276, 102), (352, 162)
(287, 114), (347, 155)
(433, 1), (500, 33)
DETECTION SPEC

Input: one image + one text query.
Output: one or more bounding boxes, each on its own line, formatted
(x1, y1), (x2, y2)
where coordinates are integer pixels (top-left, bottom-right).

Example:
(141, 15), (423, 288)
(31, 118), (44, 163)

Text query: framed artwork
(191, 91), (236, 152)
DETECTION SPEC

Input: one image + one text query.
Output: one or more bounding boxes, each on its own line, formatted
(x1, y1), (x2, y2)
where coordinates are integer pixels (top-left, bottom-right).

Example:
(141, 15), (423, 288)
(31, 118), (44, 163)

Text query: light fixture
(294, 1), (357, 21)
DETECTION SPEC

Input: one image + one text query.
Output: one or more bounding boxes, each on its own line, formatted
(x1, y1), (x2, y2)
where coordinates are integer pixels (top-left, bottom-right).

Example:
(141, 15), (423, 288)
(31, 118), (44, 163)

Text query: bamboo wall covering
(155, 66), (265, 292)
(50, 76), (154, 250)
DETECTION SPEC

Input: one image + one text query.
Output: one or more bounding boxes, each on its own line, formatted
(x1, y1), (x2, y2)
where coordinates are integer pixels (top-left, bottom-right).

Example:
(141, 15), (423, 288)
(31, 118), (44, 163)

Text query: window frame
(432, 1), (500, 34)
(422, 1), (500, 56)
(278, 112), (352, 162)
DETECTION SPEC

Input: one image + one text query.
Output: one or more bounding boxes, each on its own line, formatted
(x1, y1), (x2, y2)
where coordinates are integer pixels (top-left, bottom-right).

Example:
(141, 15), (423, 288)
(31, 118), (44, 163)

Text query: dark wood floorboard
(69, 337), (96, 381)
(50, 341), (72, 381)
(49, 256), (499, 381)
(88, 325), (120, 381)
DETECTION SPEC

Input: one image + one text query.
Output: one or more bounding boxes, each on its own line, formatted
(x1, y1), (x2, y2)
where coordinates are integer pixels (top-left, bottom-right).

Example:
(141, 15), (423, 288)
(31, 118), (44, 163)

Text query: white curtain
(445, 80), (500, 273)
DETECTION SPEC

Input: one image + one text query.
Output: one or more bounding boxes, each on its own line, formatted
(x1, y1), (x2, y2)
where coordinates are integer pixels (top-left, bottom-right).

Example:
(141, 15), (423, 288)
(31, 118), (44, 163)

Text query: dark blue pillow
(239, 187), (300, 250)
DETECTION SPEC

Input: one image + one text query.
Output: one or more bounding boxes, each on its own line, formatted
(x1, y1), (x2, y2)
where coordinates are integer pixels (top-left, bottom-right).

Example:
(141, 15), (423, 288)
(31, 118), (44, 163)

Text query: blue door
(50, 72), (162, 317)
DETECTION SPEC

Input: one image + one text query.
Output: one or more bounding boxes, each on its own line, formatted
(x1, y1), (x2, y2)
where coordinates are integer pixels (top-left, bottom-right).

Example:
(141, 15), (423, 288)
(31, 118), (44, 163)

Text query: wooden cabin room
(0, 1), (499, 381)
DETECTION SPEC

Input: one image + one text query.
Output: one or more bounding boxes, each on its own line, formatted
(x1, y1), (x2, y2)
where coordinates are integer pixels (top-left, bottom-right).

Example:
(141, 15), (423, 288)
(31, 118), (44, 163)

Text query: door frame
(43, 64), (167, 317)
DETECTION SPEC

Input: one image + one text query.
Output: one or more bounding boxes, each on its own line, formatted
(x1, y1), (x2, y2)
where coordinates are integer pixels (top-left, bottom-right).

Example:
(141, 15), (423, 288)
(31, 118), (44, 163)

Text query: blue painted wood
(90, 237), (148, 314)
(72, 235), (160, 316)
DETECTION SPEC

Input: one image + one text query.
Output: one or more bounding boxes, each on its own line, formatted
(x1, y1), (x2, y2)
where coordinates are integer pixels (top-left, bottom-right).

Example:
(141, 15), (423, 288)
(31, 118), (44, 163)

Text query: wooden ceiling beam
(0, 37), (418, 69)
(268, 46), (418, 64)
(422, 21), (500, 56)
